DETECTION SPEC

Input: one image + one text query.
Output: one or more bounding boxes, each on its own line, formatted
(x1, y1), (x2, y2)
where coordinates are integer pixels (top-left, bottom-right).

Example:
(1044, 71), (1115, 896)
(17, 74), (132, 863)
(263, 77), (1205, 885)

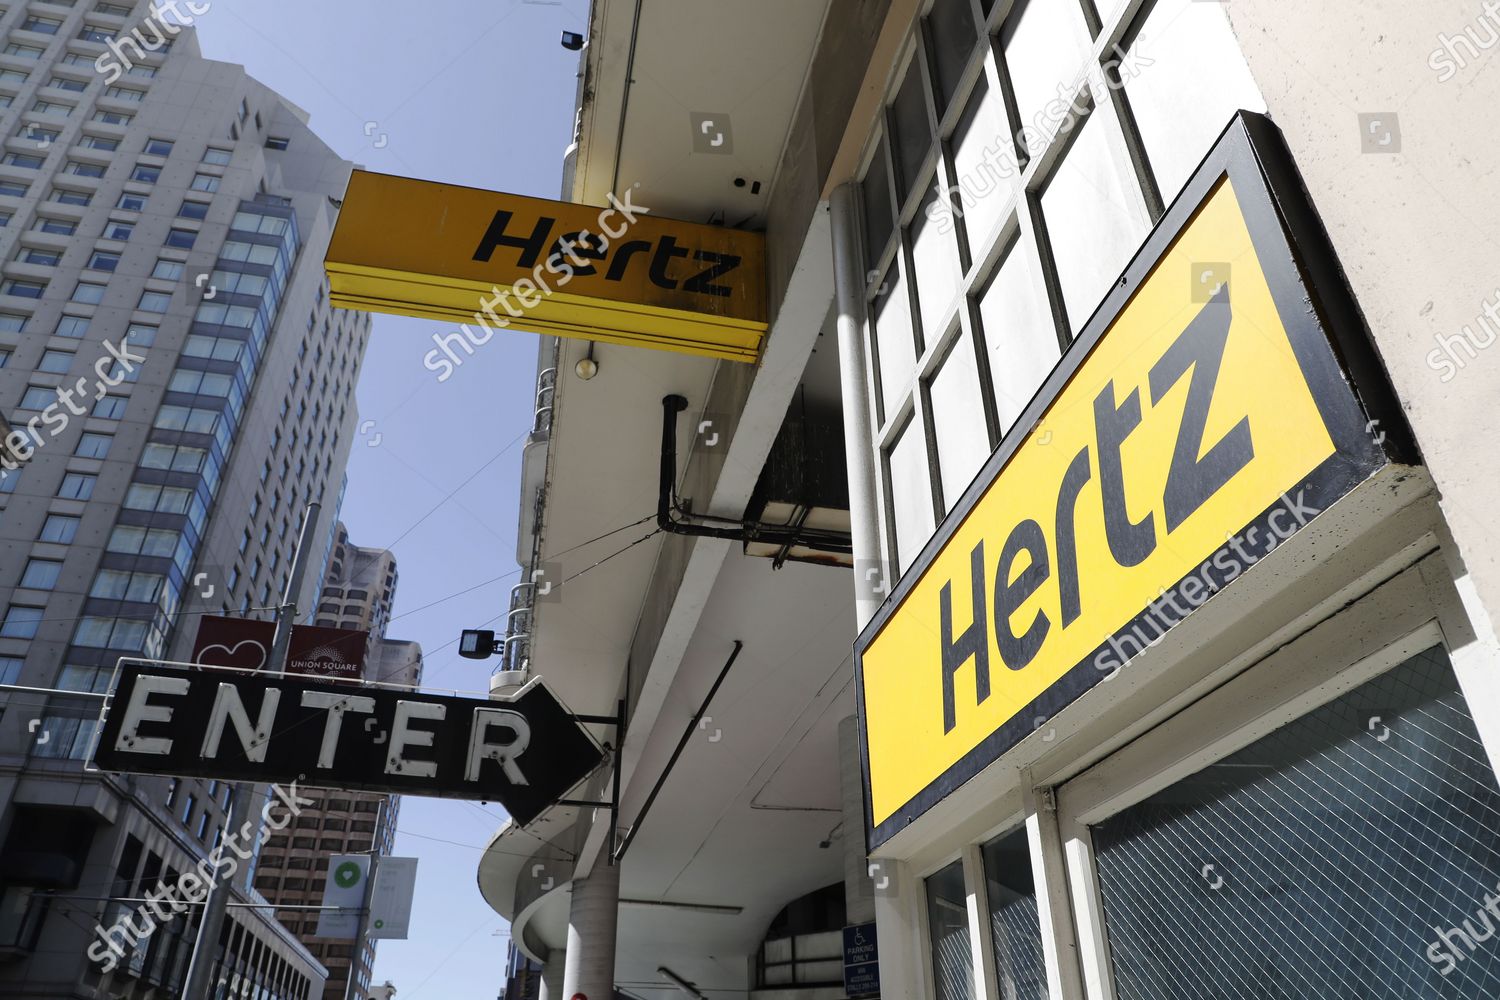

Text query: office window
(104, 86), (144, 103)
(202, 146), (232, 165)
(164, 228), (196, 249)
(3, 280), (47, 298)
(50, 189), (90, 206)
(0, 657), (21, 686)
(39, 514), (80, 543)
(34, 217), (76, 235)
(22, 123), (61, 144)
(0, 212), (10, 227)
(130, 163), (159, 183)
(19, 248), (61, 266)
(103, 220), (134, 240)
(138, 290), (171, 312)
(66, 161), (106, 178)
(38, 349), (73, 373)
(151, 259), (184, 281)
(75, 432), (111, 458)
(58, 473), (95, 499)
(124, 323), (156, 346)
(116, 192), (146, 210)
(0, 181), (29, 198)
(982, 828), (1045, 999)
(181, 794), (196, 826)
(0, 605), (43, 638)
(46, 76), (86, 93)
(19, 559), (62, 590)
(3, 44), (45, 60)
(128, 65), (157, 79)
(30, 100), (73, 117)
(91, 109), (132, 126)
(92, 395), (126, 418)
(0, 68), (26, 83)
(264, 136), (290, 151)
(77, 26), (115, 43)
(177, 200), (208, 220)
(87, 251), (121, 272)
(19, 386), (55, 409)
(71, 281), (106, 304)
(96, 2), (134, 14)
(55, 315), (89, 338)
(20, 15), (63, 33)
(2, 152), (45, 169)
(190, 172), (220, 192)
(144, 137), (173, 156)
(0, 313), (24, 333)
(82, 135), (119, 151)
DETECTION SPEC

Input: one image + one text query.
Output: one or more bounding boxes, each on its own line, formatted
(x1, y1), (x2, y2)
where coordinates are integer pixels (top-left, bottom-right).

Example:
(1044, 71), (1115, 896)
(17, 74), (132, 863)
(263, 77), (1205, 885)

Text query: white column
(538, 947), (566, 1000)
(561, 861), (619, 1000)
(830, 183), (885, 628)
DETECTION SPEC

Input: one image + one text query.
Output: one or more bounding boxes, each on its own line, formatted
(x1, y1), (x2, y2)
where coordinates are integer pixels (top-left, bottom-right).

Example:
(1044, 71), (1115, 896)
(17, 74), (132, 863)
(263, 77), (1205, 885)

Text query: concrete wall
(1225, 0), (1500, 639)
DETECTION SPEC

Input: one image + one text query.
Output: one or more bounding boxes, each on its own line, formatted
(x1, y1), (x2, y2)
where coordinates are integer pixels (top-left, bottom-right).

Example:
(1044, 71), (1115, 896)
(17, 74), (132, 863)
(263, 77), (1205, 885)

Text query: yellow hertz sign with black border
(856, 114), (1413, 849)
(324, 171), (767, 363)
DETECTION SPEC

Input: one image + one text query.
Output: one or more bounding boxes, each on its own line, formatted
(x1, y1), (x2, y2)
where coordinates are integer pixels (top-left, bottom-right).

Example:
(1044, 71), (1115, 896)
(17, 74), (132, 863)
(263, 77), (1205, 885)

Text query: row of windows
(859, 0), (1264, 574)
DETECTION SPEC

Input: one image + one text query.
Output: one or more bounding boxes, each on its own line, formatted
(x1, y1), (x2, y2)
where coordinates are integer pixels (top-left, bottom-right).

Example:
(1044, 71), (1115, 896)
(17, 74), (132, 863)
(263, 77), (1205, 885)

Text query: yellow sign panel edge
(853, 112), (1416, 852)
(327, 263), (765, 363)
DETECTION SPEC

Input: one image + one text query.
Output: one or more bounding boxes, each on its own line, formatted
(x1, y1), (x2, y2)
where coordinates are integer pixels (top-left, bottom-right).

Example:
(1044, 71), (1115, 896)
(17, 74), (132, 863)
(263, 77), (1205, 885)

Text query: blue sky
(196, 2), (582, 994)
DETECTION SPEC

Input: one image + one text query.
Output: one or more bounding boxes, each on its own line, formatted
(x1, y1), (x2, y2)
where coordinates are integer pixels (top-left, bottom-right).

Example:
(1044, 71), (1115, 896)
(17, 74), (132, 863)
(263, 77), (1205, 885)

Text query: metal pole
(830, 183), (884, 631)
(343, 853), (379, 1000)
(181, 502), (322, 1000)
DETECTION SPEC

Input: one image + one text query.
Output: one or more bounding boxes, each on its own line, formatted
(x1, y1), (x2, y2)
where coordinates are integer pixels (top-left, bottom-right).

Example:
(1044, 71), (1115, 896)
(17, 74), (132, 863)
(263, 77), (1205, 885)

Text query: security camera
(561, 31), (584, 51)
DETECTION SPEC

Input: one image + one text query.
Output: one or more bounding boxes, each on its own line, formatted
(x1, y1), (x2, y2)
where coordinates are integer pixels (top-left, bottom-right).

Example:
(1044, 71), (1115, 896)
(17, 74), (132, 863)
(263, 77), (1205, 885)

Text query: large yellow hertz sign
(856, 114), (1412, 848)
(324, 171), (767, 363)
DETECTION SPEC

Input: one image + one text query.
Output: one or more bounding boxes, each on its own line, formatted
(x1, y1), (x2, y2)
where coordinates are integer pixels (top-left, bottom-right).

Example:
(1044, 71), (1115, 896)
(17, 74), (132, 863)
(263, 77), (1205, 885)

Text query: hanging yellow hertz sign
(324, 171), (767, 363)
(856, 114), (1413, 848)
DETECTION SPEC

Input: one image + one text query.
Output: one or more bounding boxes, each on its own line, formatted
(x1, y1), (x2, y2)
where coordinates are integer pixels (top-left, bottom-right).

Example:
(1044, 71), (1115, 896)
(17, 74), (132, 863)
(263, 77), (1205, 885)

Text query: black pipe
(614, 640), (743, 864)
(656, 395), (853, 553)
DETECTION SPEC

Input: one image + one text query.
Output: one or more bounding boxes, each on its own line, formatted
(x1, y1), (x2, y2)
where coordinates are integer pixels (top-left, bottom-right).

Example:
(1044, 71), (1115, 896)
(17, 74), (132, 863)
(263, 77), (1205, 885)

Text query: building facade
(256, 523), (420, 1000)
(0, 4), (371, 997)
(476, 1), (1500, 1000)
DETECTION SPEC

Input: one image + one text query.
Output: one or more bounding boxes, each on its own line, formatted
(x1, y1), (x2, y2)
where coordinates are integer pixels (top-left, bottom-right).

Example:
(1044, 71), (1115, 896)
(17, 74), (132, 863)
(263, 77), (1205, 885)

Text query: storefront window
(926, 859), (976, 1000)
(1091, 646), (1500, 997)
(977, 233), (1059, 434)
(982, 827), (1047, 1000)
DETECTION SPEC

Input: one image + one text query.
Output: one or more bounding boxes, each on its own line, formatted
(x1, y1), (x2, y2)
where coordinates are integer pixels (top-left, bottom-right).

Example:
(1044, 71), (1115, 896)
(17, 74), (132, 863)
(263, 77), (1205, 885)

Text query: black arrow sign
(92, 662), (605, 827)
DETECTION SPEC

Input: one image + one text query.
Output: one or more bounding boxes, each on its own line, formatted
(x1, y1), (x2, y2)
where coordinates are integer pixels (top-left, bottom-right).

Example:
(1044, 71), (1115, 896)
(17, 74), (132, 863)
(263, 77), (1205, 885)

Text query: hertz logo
(470, 209), (743, 298)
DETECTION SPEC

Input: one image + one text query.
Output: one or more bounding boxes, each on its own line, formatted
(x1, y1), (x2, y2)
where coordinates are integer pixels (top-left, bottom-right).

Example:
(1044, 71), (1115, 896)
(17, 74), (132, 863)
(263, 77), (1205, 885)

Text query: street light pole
(181, 502), (322, 1000)
(343, 796), (386, 1000)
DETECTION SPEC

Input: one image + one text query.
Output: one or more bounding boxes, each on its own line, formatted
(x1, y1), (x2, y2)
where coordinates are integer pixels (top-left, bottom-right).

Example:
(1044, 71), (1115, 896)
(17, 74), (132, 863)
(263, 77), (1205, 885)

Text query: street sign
(324, 171), (768, 363)
(316, 855), (368, 938)
(856, 113), (1413, 849)
(369, 856), (418, 939)
(92, 663), (605, 825)
(843, 922), (880, 998)
(286, 624), (366, 679)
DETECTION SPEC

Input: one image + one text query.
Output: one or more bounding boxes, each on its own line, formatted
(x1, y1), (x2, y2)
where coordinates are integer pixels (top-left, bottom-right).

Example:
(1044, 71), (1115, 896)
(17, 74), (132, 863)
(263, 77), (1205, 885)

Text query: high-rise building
(254, 523), (421, 1000)
(0, 5), (372, 998)
(312, 522), (397, 641)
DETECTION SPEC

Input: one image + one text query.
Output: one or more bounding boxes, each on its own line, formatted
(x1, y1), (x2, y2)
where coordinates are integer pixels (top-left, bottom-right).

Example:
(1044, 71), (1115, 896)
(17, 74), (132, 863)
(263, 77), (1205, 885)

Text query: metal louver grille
(1091, 646), (1500, 999)
(984, 827), (1047, 1000)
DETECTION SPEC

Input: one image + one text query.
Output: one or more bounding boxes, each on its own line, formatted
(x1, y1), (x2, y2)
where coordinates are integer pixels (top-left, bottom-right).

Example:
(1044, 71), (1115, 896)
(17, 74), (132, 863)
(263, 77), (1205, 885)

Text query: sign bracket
(560, 700), (625, 866)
